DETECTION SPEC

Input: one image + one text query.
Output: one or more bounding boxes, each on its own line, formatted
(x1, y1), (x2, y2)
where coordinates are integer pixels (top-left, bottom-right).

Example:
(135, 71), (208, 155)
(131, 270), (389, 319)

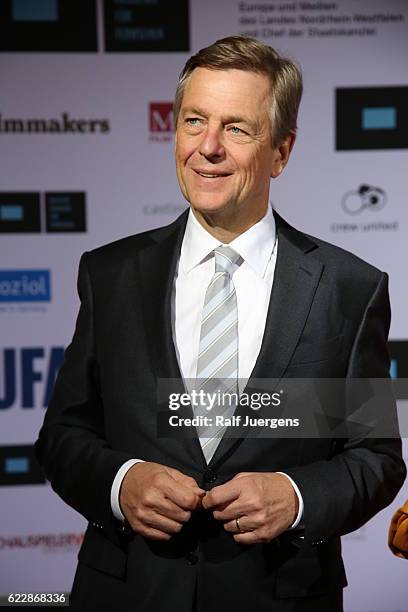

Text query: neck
(191, 205), (268, 243)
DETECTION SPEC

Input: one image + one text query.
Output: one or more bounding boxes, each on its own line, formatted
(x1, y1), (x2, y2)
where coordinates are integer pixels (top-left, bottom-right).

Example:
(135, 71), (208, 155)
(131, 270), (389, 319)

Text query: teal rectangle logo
(0, 205), (23, 221)
(12, 0), (58, 22)
(362, 107), (396, 130)
(5, 457), (29, 474)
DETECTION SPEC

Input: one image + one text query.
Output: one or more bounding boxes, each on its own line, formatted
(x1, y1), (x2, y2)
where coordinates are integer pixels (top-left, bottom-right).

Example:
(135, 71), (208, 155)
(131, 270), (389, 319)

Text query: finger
(212, 499), (250, 521)
(232, 523), (283, 545)
(137, 482), (195, 519)
(233, 530), (265, 545)
(166, 468), (205, 498)
(142, 510), (185, 535)
(161, 479), (202, 511)
(223, 516), (256, 534)
(137, 526), (172, 542)
(151, 472), (201, 510)
(126, 514), (174, 541)
(153, 498), (192, 523)
(231, 472), (251, 480)
(202, 482), (241, 510)
(169, 469), (205, 494)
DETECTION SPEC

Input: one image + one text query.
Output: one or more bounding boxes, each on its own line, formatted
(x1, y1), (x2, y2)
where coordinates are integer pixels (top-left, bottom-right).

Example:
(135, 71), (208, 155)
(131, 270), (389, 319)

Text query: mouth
(194, 170), (232, 179)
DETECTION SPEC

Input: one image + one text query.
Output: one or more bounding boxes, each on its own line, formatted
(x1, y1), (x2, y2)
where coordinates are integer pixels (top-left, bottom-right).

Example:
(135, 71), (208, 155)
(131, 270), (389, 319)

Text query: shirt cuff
(110, 459), (145, 522)
(276, 471), (304, 529)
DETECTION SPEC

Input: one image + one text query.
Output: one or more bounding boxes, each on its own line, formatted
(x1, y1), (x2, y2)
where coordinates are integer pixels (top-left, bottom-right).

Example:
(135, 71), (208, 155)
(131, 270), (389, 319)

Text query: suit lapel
(138, 214), (186, 382)
(249, 213), (324, 381)
(138, 211), (207, 468)
(209, 212), (324, 466)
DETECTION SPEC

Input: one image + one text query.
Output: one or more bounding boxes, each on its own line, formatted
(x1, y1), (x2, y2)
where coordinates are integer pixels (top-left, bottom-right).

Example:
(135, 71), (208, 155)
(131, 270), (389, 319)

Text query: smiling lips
(194, 169), (232, 179)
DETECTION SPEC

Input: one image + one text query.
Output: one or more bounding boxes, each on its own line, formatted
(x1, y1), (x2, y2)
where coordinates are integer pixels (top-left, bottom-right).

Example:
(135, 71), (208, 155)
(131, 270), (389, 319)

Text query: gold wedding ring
(236, 516), (244, 533)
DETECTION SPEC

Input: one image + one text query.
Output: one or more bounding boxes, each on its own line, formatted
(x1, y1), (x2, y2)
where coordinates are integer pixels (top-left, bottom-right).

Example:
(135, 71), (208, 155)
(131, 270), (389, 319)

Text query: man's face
(175, 67), (286, 221)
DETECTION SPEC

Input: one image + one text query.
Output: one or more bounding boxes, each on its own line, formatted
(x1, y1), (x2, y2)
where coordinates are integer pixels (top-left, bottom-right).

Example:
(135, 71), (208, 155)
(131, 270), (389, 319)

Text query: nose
(198, 124), (225, 161)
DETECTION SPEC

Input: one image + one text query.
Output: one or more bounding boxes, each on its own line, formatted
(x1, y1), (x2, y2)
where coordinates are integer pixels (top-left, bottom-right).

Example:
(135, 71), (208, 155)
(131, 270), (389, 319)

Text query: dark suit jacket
(35, 210), (406, 611)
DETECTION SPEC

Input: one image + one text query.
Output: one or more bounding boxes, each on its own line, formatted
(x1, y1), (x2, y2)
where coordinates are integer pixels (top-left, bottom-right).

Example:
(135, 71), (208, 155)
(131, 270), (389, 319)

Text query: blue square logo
(0, 270), (51, 302)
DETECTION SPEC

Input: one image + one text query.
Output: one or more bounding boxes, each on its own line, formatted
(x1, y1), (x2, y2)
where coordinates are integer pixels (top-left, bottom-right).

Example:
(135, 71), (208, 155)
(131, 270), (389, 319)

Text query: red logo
(149, 102), (174, 142)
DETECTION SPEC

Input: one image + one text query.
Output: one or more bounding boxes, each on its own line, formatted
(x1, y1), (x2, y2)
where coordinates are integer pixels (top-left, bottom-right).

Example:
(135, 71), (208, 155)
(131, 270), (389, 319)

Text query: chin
(190, 198), (232, 216)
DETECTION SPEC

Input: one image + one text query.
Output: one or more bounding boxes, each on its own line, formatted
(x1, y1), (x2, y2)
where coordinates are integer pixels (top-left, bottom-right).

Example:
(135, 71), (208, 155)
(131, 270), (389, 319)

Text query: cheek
(249, 154), (273, 182)
(234, 149), (262, 175)
(175, 145), (185, 164)
(176, 135), (198, 164)
(238, 159), (262, 185)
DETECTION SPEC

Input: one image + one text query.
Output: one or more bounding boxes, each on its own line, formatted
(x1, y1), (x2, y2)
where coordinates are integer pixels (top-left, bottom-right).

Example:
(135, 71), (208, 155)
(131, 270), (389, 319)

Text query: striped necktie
(195, 246), (242, 462)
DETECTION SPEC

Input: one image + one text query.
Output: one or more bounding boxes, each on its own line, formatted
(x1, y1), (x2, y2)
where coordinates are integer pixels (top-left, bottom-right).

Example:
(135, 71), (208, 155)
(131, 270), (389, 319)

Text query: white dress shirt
(173, 204), (277, 387)
(111, 205), (304, 528)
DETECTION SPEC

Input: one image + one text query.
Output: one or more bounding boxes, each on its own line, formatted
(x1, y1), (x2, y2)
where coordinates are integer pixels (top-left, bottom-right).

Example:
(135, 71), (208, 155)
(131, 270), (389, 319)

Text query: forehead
(181, 67), (271, 117)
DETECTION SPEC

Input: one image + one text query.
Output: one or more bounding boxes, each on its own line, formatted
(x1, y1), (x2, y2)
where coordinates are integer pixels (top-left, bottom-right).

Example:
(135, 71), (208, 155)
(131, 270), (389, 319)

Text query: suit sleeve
(35, 253), (135, 530)
(284, 272), (406, 545)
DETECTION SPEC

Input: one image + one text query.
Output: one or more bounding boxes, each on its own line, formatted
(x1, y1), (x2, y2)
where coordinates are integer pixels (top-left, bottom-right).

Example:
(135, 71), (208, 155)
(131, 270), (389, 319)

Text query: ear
(270, 132), (296, 179)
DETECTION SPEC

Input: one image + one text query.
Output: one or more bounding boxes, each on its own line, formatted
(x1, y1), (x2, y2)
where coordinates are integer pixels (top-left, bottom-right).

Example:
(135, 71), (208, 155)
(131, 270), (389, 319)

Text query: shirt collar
(179, 204), (276, 279)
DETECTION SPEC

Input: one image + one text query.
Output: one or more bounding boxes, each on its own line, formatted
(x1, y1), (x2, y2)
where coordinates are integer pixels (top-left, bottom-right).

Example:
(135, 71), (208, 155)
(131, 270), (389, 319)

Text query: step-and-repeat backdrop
(0, 1), (407, 609)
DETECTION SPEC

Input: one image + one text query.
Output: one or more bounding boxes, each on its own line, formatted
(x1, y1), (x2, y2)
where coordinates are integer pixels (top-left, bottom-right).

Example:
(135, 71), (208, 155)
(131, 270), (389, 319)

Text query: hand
(202, 472), (299, 544)
(120, 462), (205, 541)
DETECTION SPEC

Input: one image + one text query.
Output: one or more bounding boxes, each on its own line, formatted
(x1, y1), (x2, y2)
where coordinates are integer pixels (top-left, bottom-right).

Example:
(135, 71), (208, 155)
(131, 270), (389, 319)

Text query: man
(35, 37), (406, 611)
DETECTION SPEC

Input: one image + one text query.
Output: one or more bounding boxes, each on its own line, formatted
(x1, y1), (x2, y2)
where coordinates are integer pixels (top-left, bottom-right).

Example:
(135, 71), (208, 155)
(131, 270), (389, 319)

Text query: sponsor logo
(12, 0), (59, 22)
(104, 0), (189, 52)
(46, 192), (87, 232)
(0, 193), (40, 233)
(149, 103), (174, 143)
(0, 532), (84, 552)
(336, 86), (408, 150)
(2, 1), (190, 53)
(0, 3), (97, 52)
(0, 445), (46, 486)
(341, 184), (387, 215)
(0, 347), (64, 410)
(0, 113), (109, 134)
(0, 270), (51, 303)
(143, 202), (187, 215)
(0, 192), (87, 234)
(330, 183), (398, 234)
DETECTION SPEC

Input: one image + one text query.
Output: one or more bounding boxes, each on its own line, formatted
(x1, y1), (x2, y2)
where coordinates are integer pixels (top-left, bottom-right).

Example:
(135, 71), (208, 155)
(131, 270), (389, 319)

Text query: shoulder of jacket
(82, 211), (188, 269)
(306, 232), (384, 281)
(275, 211), (386, 293)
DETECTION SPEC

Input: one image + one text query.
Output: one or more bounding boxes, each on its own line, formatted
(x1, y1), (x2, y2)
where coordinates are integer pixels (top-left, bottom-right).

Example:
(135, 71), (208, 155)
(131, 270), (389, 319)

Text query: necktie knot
(214, 246), (241, 275)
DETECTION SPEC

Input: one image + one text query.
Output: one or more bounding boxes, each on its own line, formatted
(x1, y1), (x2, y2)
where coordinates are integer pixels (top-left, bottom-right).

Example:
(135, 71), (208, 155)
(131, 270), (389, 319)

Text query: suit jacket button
(312, 538), (324, 547)
(204, 469), (217, 484)
(186, 552), (198, 565)
(117, 521), (133, 536)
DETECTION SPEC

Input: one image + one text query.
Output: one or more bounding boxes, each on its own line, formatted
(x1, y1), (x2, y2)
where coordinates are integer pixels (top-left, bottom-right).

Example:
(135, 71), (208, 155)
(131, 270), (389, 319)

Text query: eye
(229, 126), (246, 135)
(186, 117), (201, 126)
